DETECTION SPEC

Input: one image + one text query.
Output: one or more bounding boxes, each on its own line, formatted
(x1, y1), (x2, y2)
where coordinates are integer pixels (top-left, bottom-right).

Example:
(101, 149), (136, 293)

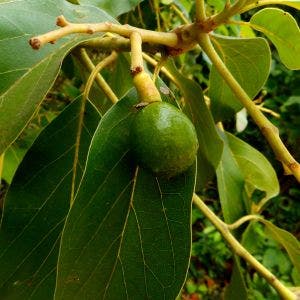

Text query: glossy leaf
(55, 91), (196, 299)
(209, 35), (271, 121)
(165, 60), (223, 189)
(250, 8), (300, 70)
(226, 132), (279, 208)
(78, 0), (143, 17)
(0, 0), (116, 154)
(0, 99), (101, 299)
(261, 220), (300, 274)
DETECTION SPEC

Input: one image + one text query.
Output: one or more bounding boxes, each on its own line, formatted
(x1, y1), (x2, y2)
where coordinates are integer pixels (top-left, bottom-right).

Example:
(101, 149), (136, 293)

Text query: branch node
(86, 26), (95, 34)
(56, 15), (69, 27)
(131, 66), (143, 76)
(29, 38), (41, 50)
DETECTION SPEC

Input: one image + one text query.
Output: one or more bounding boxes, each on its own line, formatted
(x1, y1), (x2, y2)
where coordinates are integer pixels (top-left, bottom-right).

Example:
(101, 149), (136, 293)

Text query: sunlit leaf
(0, 99), (100, 299)
(0, 0), (116, 154)
(250, 8), (300, 70)
(55, 90), (196, 299)
(209, 35), (271, 121)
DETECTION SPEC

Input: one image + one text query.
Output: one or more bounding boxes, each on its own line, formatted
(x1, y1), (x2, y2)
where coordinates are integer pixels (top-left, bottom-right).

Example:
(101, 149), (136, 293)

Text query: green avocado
(130, 101), (199, 177)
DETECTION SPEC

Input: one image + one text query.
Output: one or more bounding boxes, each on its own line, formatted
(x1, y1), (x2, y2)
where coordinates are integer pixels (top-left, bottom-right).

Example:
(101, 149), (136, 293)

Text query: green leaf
(0, 99), (101, 299)
(217, 132), (279, 222)
(209, 35), (271, 121)
(250, 8), (300, 70)
(261, 220), (300, 274)
(224, 256), (248, 300)
(226, 133), (279, 208)
(0, 0), (116, 154)
(55, 90), (196, 299)
(77, 53), (133, 115)
(78, 0), (143, 17)
(216, 133), (247, 224)
(165, 59), (224, 190)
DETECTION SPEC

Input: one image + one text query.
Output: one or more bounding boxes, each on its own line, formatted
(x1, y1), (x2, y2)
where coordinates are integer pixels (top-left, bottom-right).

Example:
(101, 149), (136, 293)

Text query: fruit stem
(193, 193), (297, 300)
(130, 32), (162, 103)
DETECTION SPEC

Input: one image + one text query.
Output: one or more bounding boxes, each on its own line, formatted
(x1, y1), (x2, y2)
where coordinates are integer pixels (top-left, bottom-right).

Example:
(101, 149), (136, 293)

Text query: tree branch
(29, 15), (178, 50)
(193, 193), (296, 300)
(195, 0), (207, 23)
(76, 48), (118, 104)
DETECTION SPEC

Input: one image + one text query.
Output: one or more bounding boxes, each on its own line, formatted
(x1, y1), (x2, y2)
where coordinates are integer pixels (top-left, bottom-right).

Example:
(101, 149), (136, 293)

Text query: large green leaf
(0, 99), (101, 299)
(55, 90), (196, 299)
(224, 256), (248, 300)
(216, 133), (247, 224)
(209, 35), (271, 121)
(78, 0), (143, 17)
(226, 133), (279, 209)
(165, 60), (223, 190)
(0, 0), (116, 154)
(250, 8), (300, 70)
(261, 220), (300, 274)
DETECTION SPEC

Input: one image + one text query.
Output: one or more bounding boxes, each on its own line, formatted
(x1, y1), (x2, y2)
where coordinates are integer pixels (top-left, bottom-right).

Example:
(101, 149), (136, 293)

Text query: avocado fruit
(130, 101), (198, 177)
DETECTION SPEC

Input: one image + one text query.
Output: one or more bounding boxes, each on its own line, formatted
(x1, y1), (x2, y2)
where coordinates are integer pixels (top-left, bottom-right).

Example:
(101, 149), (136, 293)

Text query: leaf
(261, 220), (300, 274)
(224, 256), (248, 300)
(0, 99), (101, 299)
(0, 0), (116, 154)
(216, 133), (247, 224)
(55, 90), (196, 299)
(250, 8), (300, 70)
(226, 132), (279, 208)
(78, 0), (143, 17)
(209, 35), (271, 121)
(165, 59), (224, 190)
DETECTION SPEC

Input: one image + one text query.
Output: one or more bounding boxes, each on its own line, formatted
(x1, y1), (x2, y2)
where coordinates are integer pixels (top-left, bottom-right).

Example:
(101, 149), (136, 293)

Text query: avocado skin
(130, 102), (199, 177)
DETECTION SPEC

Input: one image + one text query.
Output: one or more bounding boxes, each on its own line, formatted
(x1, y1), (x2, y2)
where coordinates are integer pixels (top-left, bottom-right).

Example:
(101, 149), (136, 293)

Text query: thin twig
(193, 193), (296, 300)
(227, 215), (263, 230)
(77, 49), (118, 104)
(29, 15), (178, 50)
(142, 53), (178, 85)
(171, 4), (190, 24)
